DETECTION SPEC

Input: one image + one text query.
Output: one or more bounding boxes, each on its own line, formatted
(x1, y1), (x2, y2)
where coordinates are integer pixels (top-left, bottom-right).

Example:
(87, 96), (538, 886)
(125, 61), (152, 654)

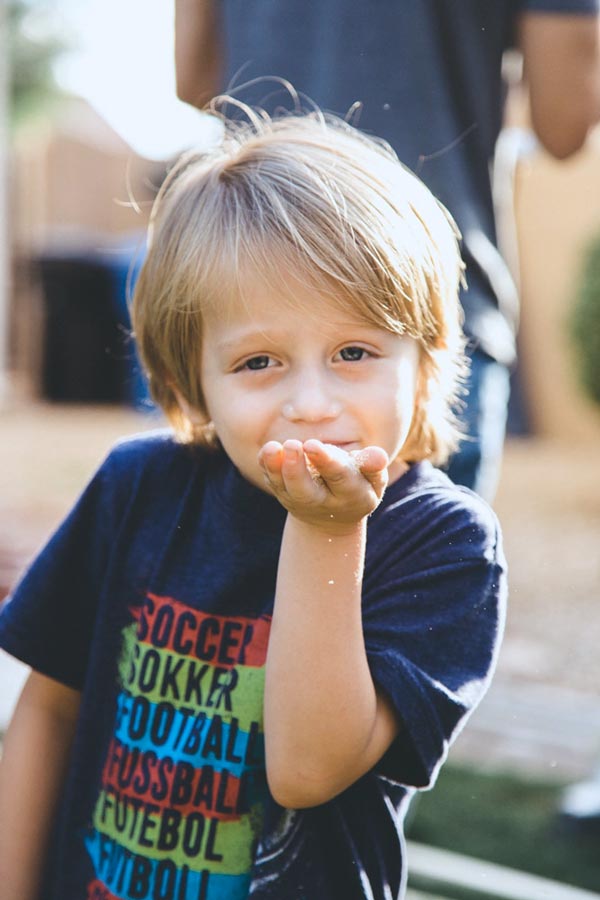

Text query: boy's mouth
(274, 438), (360, 452)
(315, 440), (359, 451)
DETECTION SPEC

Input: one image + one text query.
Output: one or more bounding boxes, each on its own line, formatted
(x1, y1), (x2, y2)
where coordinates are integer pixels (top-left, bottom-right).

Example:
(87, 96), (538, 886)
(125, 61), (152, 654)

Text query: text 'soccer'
(85, 593), (272, 900)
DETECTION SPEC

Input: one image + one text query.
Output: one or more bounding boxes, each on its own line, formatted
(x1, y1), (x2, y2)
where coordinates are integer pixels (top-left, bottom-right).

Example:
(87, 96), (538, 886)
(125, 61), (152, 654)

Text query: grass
(405, 764), (600, 899)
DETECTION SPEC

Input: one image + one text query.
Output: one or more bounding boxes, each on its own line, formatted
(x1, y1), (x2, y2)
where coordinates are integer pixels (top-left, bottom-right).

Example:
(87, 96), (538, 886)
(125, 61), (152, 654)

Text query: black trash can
(38, 246), (150, 406)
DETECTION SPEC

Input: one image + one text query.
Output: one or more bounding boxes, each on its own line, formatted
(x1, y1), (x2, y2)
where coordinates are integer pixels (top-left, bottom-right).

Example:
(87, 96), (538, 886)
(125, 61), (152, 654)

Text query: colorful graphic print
(85, 593), (272, 900)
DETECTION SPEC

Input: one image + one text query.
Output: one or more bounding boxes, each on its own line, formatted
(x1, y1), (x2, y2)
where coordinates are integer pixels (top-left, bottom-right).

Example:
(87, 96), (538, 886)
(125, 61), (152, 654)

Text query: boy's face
(196, 276), (420, 490)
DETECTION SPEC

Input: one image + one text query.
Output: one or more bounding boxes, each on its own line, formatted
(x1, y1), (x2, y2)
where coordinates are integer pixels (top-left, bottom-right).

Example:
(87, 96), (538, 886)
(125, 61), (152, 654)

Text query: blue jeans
(444, 349), (511, 503)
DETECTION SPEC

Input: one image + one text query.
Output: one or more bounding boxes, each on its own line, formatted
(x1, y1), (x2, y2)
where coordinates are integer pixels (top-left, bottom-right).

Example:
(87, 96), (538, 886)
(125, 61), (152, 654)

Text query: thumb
(352, 446), (389, 496)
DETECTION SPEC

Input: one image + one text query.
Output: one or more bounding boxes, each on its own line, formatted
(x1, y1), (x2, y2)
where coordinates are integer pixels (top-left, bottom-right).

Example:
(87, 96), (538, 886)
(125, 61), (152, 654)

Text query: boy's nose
(282, 373), (342, 423)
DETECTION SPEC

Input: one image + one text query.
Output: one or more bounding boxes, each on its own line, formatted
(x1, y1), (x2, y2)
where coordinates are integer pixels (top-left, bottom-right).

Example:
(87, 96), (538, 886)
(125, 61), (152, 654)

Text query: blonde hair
(132, 101), (466, 464)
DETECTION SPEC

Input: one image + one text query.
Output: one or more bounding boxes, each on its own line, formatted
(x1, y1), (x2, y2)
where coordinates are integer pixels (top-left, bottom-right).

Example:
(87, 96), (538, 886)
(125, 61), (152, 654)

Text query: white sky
(51, 0), (221, 159)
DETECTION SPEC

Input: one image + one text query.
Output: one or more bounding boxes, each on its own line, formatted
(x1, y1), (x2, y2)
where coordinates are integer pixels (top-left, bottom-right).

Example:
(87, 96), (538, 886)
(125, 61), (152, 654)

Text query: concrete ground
(1, 401), (600, 783)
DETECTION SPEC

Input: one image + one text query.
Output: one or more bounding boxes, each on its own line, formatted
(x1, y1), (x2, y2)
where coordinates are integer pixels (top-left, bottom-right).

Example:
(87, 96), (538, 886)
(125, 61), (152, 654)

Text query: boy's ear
(172, 386), (205, 425)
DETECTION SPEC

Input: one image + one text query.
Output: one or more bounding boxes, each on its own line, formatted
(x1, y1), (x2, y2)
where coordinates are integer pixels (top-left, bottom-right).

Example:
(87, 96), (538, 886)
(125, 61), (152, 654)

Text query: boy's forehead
(205, 269), (370, 332)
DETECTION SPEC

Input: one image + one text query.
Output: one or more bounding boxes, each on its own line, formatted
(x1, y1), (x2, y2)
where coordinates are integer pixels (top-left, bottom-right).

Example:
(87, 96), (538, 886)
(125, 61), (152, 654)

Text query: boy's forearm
(264, 515), (397, 809)
(0, 671), (80, 900)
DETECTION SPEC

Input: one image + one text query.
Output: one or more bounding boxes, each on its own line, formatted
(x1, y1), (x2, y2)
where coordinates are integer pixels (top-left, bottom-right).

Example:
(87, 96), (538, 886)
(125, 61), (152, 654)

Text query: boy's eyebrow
(214, 330), (283, 352)
(214, 321), (387, 351)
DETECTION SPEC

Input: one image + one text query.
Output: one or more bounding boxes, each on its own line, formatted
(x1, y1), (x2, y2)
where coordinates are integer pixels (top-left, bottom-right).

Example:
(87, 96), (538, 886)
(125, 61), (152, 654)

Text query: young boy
(0, 107), (506, 900)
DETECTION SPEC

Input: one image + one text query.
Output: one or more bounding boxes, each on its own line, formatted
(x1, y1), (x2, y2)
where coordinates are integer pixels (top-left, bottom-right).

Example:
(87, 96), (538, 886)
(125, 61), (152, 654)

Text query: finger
(351, 446), (389, 474)
(258, 441), (285, 491)
(279, 440), (322, 498)
(303, 439), (358, 487)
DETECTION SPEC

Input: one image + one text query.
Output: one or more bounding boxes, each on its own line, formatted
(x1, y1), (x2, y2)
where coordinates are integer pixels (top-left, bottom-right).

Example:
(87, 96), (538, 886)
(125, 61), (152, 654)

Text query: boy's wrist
(285, 509), (367, 540)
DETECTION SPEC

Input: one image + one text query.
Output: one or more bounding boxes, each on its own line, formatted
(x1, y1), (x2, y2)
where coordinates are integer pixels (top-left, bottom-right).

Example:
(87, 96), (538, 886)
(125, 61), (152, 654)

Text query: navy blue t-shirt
(0, 432), (506, 899)
(218, 0), (599, 366)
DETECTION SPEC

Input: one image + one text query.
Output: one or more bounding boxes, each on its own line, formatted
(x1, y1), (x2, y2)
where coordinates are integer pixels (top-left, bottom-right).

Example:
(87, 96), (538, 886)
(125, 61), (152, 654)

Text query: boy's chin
(236, 464), (272, 494)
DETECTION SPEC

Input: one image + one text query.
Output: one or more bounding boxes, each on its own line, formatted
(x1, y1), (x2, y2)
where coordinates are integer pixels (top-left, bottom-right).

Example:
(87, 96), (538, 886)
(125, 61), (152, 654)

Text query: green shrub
(406, 765), (600, 896)
(571, 231), (600, 407)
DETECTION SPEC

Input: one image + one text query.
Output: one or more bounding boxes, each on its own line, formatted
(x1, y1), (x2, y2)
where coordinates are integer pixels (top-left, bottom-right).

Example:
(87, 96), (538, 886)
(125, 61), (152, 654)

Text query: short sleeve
(0, 454), (123, 690)
(362, 487), (506, 789)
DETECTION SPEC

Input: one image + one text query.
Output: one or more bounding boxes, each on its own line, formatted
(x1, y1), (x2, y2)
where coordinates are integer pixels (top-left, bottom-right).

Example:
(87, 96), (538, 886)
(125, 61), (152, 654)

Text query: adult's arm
(519, 12), (600, 158)
(0, 670), (81, 900)
(175, 0), (222, 108)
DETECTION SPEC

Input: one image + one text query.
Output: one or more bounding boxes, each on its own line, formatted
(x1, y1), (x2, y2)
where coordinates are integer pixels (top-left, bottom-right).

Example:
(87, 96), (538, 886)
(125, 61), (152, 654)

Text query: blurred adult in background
(174, 1), (600, 503)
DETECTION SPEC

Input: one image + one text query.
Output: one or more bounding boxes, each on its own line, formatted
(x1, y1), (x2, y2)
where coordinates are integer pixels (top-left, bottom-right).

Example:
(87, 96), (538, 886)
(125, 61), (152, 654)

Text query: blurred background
(1, 3), (600, 898)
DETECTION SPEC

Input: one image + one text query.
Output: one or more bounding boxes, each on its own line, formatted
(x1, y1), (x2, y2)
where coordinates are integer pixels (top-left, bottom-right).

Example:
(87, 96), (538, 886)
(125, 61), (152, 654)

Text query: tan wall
(11, 107), (157, 250)
(514, 132), (600, 443)
(9, 102), (161, 394)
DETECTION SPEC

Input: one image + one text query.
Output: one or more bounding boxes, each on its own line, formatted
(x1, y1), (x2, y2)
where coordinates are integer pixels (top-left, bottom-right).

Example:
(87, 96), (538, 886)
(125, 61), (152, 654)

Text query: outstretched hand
(258, 439), (389, 533)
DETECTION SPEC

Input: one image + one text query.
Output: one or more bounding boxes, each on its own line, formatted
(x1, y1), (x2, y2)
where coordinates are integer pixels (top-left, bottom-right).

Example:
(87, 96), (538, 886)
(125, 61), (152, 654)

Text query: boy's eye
(338, 346), (367, 362)
(243, 355), (272, 370)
